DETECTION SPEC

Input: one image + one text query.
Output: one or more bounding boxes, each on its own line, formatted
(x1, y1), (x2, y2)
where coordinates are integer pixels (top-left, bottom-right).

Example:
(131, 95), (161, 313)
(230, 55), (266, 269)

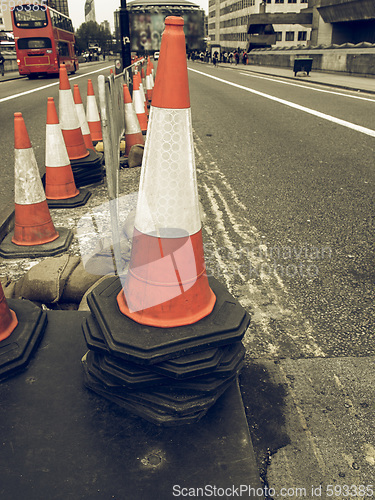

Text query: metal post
(119, 0), (131, 70)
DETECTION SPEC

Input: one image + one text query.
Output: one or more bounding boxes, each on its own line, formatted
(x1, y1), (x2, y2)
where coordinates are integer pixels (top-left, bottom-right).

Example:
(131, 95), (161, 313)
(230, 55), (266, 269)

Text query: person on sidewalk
(0, 52), (5, 77)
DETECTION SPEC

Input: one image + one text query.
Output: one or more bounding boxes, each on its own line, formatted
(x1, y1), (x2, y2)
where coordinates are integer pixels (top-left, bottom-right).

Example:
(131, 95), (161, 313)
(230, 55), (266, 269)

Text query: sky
(67, 0), (208, 32)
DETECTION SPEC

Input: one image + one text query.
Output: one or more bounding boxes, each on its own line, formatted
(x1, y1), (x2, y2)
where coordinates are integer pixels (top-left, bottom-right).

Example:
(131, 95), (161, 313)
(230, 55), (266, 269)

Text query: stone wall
(248, 46), (375, 76)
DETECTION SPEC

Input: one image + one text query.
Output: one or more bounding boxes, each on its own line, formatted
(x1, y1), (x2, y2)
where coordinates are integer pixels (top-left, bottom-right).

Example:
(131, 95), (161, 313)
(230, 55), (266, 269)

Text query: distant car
(153, 51), (160, 60)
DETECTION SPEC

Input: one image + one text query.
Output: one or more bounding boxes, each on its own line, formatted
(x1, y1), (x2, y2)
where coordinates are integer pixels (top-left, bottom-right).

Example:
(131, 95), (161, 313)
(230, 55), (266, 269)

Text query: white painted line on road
(0, 65), (113, 103)
(189, 68), (375, 138)
(239, 71), (375, 102)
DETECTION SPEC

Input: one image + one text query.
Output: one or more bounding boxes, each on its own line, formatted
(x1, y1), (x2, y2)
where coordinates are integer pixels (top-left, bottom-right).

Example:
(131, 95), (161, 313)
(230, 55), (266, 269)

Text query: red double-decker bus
(12, 3), (78, 79)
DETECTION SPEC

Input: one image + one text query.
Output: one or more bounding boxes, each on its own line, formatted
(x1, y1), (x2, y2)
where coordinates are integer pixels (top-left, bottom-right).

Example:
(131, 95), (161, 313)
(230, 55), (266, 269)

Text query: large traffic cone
(73, 84), (95, 152)
(0, 113), (72, 258)
(145, 57), (154, 103)
(0, 282), (17, 342)
(86, 79), (102, 142)
(132, 71), (147, 133)
(59, 64), (89, 160)
(123, 84), (144, 156)
(117, 16), (216, 328)
(45, 97), (91, 208)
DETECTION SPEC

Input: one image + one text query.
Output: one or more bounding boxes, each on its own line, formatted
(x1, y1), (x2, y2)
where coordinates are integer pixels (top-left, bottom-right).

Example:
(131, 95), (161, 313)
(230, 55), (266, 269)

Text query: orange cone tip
(0, 282), (18, 342)
(117, 16), (215, 328)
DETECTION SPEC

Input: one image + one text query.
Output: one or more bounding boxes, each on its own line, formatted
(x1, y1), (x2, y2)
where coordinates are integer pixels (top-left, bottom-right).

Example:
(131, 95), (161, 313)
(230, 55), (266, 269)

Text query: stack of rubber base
(70, 149), (104, 188)
(0, 299), (47, 381)
(82, 276), (250, 426)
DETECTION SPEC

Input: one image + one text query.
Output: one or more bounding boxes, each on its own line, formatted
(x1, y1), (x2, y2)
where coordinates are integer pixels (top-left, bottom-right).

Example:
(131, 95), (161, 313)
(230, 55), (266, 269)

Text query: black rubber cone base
(0, 227), (73, 259)
(86, 348), (245, 392)
(70, 149), (104, 188)
(87, 276), (250, 365)
(47, 188), (91, 209)
(82, 353), (236, 425)
(0, 299), (47, 381)
(83, 315), (240, 380)
(0, 309), (263, 499)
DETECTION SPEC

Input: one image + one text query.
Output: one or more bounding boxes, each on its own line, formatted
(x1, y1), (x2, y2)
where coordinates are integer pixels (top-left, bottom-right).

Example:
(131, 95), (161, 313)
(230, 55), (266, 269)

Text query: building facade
(208, 0), (375, 52)
(85, 0), (97, 23)
(47, 0), (70, 17)
(115, 0), (205, 53)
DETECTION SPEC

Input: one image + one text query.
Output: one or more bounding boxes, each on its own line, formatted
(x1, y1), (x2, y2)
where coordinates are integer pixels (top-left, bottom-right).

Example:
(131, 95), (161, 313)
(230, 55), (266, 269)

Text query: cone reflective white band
(75, 101), (91, 136)
(133, 90), (145, 114)
(15, 148), (46, 205)
(59, 89), (80, 130)
(125, 102), (142, 134)
(87, 95), (100, 122)
(45, 123), (70, 167)
(134, 106), (200, 236)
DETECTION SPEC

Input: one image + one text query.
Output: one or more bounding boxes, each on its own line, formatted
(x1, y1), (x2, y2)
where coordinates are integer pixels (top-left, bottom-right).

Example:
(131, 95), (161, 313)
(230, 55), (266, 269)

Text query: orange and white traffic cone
(117, 17), (216, 327)
(45, 97), (91, 208)
(59, 64), (89, 161)
(86, 79), (102, 142)
(123, 84), (144, 156)
(0, 282), (17, 342)
(132, 72), (147, 133)
(0, 113), (72, 258)
(73, 84), (95, 152)
(145, 58), (154, 103)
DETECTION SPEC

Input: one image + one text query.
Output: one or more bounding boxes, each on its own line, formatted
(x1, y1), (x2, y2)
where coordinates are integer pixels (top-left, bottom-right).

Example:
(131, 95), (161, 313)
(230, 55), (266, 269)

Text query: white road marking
(239, 71), (375, 102)
(189, 68), (375, 138)
(0, 65), (113, 103)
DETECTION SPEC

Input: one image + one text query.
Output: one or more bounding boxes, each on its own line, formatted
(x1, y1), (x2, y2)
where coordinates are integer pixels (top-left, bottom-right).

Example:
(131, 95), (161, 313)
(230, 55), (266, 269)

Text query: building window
(275, 0), (284, 3)
(298, 31), (307, 41)
(288, 0), (297, 3)
(266, 0), (271, 3)
(285, 32), (295, 41)
(275, 32), (282, 41)
(300, 0), (308, 2)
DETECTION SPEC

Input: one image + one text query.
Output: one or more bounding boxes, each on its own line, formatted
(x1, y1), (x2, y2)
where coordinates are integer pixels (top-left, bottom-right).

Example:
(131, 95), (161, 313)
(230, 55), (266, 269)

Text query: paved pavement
(194, 60), (375, 94)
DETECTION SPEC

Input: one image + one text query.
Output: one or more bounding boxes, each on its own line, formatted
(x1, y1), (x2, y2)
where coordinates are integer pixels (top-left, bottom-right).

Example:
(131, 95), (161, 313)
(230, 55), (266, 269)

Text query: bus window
(58, 41), (70, 57)
(13, 7), (48, 28)
(18, 37), (52, 50)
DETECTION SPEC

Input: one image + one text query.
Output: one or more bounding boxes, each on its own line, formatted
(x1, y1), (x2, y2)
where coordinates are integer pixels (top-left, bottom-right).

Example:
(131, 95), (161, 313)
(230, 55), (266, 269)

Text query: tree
(75, 21), (113, 55)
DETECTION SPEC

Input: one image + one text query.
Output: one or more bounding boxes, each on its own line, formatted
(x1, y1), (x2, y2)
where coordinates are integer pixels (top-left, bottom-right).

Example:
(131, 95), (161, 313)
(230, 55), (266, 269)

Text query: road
(1, 59), (374, 495)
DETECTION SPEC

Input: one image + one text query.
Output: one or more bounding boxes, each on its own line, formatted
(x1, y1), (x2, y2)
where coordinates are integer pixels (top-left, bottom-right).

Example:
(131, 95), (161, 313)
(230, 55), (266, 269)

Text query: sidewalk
(213, 61), (375, 94)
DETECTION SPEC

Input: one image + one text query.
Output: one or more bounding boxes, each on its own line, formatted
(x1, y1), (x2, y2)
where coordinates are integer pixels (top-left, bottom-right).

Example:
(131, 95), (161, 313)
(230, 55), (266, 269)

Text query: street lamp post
(119, 0), (131, 70)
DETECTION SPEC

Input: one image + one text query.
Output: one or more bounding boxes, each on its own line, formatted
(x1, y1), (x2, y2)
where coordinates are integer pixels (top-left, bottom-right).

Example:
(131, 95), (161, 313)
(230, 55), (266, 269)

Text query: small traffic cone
(45, 97), (91, 208)
(86, 79), (102, 142)
(0, 282), (17, 342)
(0, 280), (47, 381)
(123, 84), (144, 156)
(132, 72), (147, 133)
(59, 64), (89, 160)
(73, 84), (95, 152)
(146, 58), (154, 103)
(117, 16), (216, 327)
(0, 113), (72, 258)
(137, 71), (148, 114)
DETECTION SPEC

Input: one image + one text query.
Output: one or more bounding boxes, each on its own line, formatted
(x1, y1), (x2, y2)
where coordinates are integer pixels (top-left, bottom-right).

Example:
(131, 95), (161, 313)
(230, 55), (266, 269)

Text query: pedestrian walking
(0, 52), (5, 77)
(212, 50), (218, 67)
(242, 51), (248, 65)
(234, 51), (239, 65)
